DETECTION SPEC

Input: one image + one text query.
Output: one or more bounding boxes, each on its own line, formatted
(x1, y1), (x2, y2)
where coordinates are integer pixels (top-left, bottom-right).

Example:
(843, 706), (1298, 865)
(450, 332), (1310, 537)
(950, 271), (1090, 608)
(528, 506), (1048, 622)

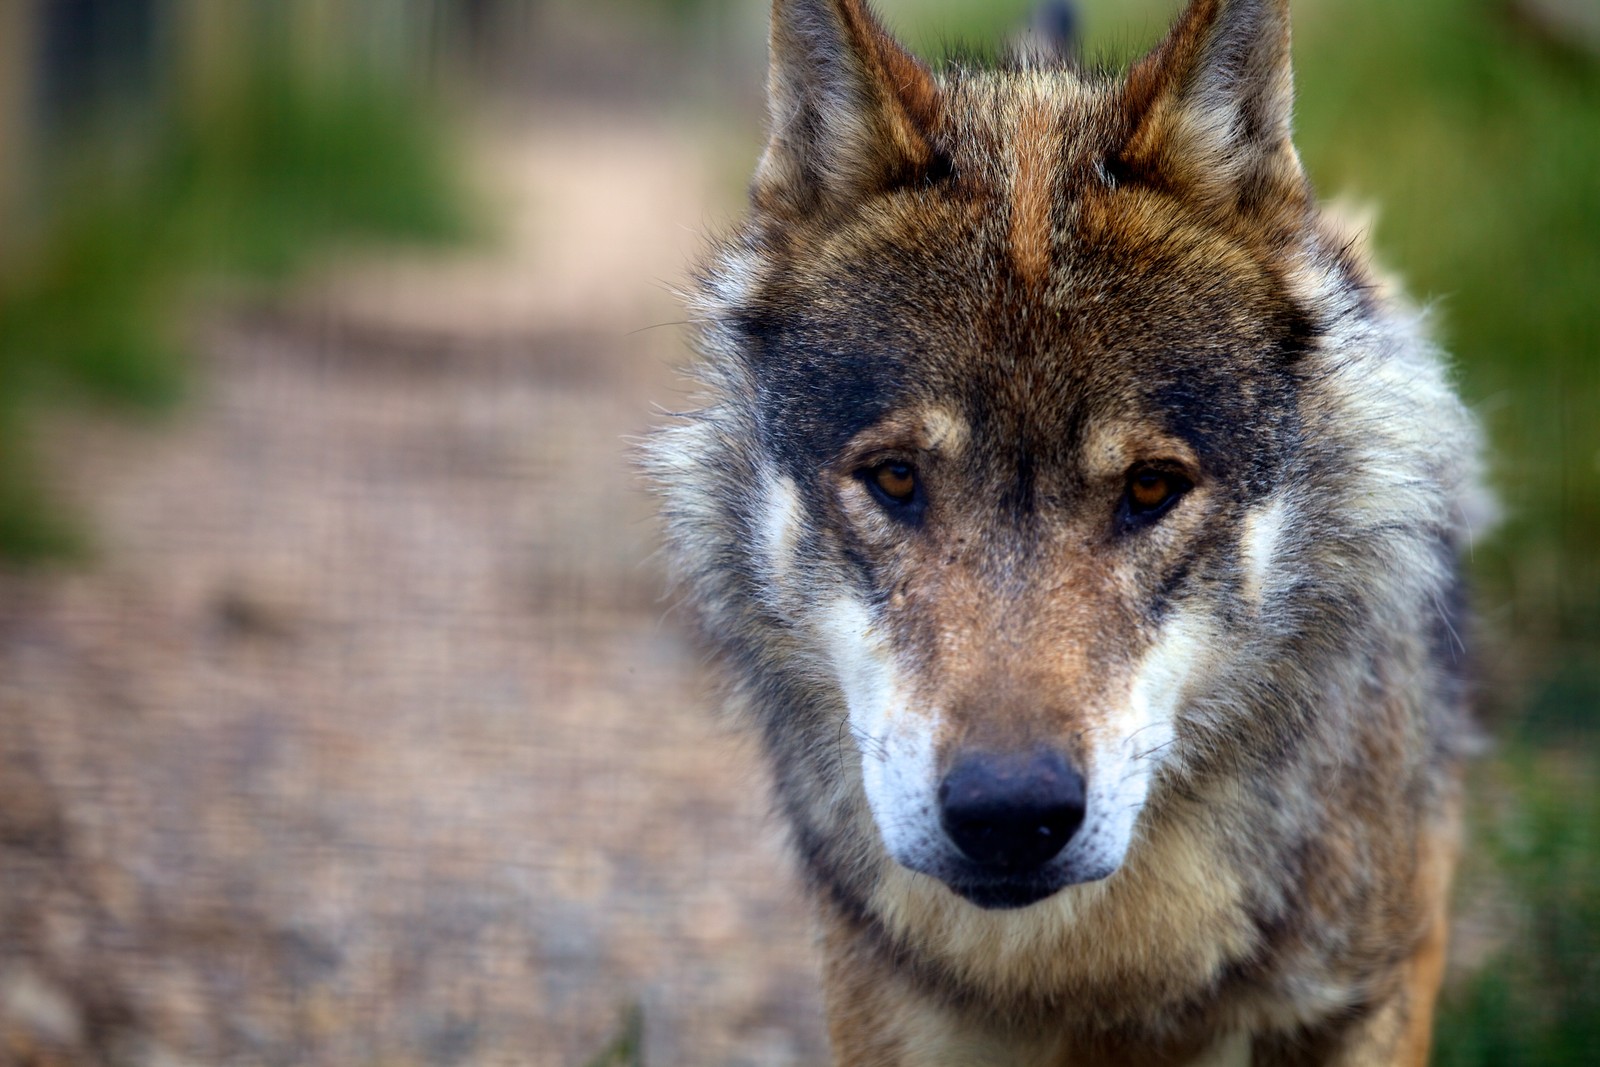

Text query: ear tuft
(1119, 0), (1309, 219)
(755, 0), (942, 218)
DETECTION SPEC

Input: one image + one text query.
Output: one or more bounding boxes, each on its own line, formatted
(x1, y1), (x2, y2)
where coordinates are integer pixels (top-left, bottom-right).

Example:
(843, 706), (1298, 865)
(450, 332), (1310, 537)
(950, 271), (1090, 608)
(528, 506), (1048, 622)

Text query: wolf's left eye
(1120, 468), (1190, 528)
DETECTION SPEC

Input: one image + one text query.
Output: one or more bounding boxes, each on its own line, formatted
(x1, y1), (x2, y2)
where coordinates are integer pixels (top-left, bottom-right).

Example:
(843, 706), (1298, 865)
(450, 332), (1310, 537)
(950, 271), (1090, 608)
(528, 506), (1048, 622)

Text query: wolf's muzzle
(938, 749), (1086, 873)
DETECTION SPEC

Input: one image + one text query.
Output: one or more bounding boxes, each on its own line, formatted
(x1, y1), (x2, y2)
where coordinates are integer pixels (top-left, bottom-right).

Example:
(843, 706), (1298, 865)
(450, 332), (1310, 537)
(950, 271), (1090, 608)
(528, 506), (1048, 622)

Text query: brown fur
(1009, 98), (1059, 285)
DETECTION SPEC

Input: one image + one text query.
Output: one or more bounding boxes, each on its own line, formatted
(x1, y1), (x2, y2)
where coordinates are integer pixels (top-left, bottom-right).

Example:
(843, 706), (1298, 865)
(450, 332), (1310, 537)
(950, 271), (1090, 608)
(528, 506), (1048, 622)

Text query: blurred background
(0, 0), (1594, 1064)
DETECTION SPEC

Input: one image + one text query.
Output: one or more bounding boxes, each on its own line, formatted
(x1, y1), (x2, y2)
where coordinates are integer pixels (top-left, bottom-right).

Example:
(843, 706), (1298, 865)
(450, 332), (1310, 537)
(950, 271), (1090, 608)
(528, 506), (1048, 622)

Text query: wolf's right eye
(874, 463), (916, 501)
(862, 461), (924, 519)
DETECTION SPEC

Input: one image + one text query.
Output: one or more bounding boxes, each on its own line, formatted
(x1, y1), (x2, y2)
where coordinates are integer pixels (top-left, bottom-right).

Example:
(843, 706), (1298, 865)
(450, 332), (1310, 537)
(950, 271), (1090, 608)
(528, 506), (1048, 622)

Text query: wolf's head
(649, 0), (1478, 917)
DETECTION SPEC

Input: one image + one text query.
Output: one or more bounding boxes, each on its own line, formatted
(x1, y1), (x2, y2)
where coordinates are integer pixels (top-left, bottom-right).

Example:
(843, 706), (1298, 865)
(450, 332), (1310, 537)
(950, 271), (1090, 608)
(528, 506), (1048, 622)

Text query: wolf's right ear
(754, 0), (942, 218)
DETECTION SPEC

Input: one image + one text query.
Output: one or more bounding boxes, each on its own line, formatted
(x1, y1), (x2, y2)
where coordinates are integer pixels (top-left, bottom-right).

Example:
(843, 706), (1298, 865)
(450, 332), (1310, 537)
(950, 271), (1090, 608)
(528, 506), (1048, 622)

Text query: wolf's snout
(938, 750), (1086, 871)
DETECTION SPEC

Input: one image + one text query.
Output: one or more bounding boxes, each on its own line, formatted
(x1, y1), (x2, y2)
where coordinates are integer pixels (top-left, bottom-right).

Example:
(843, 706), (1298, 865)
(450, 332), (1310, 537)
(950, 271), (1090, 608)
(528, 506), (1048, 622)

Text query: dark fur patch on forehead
(736, 307), (909, 471)
(738, 257), (1314, 498)
(1119, 288), (1311, 489)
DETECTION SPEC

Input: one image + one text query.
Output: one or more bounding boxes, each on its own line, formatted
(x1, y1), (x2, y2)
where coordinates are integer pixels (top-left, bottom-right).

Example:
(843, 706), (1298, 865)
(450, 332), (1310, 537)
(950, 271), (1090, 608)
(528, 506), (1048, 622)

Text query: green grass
(1435, 748), (1600, 1065)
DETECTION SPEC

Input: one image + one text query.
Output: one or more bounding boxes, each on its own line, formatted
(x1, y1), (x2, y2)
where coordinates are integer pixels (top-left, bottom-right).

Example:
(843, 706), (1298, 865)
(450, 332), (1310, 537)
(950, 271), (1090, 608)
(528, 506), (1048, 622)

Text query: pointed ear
(1119, 0), (1309, 217)
(754, 0), (942, 217)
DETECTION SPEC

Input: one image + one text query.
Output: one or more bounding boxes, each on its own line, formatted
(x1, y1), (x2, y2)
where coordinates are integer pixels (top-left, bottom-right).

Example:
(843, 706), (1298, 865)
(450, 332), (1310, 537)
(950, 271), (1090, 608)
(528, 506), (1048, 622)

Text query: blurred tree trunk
(0, 0), (36, 266)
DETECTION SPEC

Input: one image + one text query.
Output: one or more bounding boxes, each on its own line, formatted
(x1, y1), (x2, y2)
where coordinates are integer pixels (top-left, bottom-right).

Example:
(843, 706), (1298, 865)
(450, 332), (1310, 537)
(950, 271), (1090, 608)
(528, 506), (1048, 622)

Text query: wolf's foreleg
(1319, 818), (1457, 1067)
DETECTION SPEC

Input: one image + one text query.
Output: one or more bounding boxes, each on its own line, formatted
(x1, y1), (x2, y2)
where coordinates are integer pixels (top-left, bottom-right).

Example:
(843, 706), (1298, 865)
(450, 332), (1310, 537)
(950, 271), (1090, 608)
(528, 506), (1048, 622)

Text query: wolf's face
(652, 0), (1471, 917)
(744, 128), (1309, 906)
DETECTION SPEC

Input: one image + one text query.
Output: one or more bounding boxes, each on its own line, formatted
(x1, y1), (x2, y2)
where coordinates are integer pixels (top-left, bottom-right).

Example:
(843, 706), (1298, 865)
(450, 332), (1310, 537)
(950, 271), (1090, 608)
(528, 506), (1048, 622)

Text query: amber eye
(872, 462), (917, 503)
(860, 460), (924, 521)
(1122, 467), (1190, 528)
(1130, 471), (1173, 511)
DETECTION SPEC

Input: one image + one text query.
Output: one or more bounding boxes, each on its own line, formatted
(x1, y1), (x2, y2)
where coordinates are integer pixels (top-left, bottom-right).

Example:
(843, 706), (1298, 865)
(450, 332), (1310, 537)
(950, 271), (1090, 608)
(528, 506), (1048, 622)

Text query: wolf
(645, 0), (1485, 1062)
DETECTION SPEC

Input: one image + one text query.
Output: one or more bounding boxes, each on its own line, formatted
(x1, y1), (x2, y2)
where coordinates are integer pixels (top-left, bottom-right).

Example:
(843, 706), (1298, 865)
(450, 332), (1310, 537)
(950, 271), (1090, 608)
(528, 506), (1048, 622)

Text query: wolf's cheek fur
(1078, 603), (1213, 868)
(1239, 491), (1290, 605)
(815, 592), (947, 870)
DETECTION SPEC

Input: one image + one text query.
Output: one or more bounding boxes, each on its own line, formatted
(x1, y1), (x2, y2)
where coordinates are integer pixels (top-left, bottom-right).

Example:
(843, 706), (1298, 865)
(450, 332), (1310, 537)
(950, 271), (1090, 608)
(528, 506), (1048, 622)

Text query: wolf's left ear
(1119, 0), (1310, 217)
(754, 0), (942, 218)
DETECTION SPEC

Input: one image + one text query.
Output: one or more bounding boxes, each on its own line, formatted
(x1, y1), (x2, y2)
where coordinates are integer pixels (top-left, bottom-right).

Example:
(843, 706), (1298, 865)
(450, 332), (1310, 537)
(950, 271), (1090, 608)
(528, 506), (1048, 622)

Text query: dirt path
(0, 108), (826, 1067)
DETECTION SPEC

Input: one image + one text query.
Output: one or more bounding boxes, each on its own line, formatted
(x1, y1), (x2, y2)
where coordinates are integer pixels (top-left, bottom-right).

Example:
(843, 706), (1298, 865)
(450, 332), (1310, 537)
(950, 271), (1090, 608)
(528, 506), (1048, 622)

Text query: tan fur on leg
(1326, 814), (1459, 1067)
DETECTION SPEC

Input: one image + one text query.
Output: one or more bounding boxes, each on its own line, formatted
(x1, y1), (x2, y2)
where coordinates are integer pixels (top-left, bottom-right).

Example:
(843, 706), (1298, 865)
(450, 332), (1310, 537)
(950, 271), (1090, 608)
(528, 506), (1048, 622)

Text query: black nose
(938, 749), (1086, 872)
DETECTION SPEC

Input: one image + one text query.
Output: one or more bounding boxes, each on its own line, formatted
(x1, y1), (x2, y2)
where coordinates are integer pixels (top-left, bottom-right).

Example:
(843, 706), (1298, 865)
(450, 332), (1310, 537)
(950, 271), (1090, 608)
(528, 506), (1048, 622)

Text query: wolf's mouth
(945, 874), (1066, 910)
(941, 860), (1112, 910)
